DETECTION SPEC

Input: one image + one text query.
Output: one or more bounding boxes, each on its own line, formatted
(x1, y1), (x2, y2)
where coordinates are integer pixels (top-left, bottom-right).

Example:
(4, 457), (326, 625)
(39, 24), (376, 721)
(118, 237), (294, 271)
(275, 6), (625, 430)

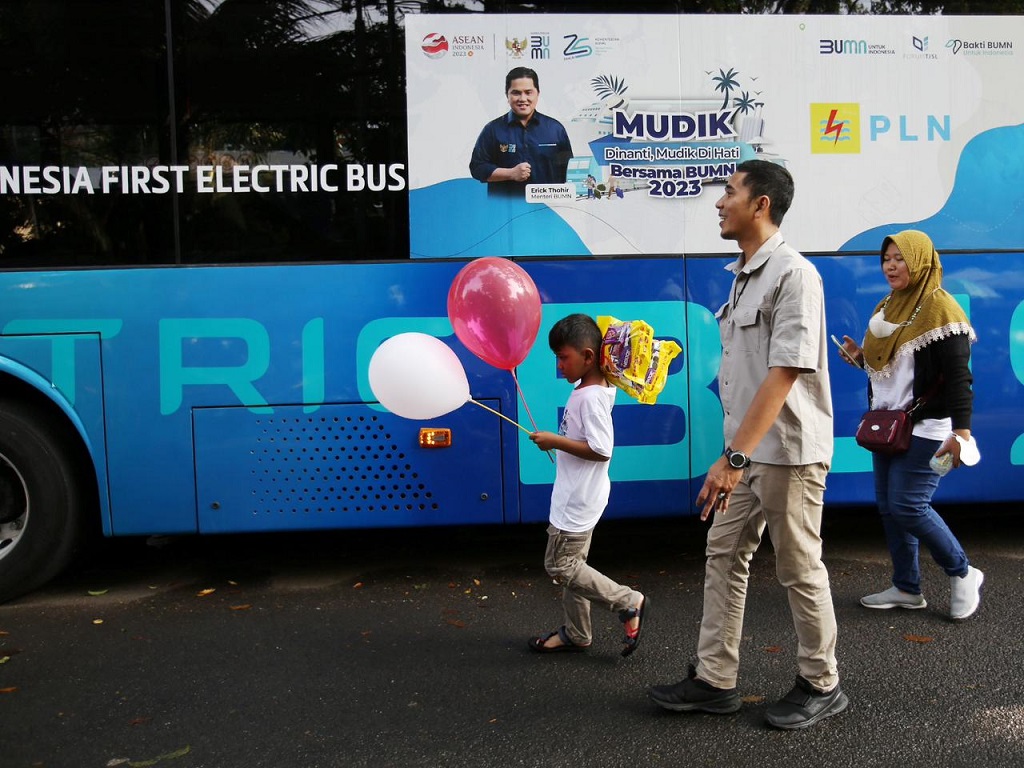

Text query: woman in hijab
(836, 230), (983, 620)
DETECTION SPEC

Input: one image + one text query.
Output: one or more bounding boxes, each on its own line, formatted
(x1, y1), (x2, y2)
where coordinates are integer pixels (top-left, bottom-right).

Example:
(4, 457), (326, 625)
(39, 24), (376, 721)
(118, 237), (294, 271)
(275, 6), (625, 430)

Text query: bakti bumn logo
(421, 33), (449, 58)
(810, 103), (860, 154)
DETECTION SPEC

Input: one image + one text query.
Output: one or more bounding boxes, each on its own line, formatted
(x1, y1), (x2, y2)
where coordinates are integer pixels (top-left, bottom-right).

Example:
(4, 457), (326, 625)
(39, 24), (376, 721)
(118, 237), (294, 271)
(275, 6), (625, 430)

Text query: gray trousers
(544, 524), (641, 646)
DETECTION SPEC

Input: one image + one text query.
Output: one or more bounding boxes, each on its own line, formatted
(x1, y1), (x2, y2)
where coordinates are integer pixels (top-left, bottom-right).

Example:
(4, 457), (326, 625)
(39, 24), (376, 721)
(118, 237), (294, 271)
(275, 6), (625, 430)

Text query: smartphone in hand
(830, 334), (863, 368)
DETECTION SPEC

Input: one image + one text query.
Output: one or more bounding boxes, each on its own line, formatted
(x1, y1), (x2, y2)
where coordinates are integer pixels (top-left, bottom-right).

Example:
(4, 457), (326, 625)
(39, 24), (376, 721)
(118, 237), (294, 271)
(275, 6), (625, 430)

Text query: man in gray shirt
(648, 160), (846, 730)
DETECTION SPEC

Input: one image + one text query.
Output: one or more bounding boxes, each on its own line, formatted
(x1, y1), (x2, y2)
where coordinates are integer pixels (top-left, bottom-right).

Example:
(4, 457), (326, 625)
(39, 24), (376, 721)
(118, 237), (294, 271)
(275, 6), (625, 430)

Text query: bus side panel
(0, 263), (521, 535)
(0, 333), (112, 533)
(515, 259), (696, 521)
(822, 250), (1024, 505)
(193, 401), (504, 532)
(676, 250), (1024, 507)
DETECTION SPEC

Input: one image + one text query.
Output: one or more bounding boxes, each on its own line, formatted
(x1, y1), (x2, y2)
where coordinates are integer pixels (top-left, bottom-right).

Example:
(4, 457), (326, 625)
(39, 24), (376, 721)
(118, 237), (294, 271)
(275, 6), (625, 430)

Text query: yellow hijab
(862, 230), (975, 380)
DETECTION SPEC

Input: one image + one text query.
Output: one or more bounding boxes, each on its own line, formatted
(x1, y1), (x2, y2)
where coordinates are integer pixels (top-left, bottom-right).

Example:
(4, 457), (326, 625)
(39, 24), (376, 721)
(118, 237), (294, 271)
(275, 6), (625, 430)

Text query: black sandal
(527, 626), (589, 653)
(619, 595), (649, 657)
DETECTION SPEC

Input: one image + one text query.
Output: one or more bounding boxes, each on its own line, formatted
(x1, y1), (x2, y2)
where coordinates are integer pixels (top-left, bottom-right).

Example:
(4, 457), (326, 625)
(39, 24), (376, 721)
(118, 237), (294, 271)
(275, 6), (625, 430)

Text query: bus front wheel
(0, 400), (88, 604)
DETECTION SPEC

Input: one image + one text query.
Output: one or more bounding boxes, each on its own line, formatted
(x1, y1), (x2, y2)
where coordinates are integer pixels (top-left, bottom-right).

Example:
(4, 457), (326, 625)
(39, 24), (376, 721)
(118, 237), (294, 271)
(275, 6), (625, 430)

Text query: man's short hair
(506, 67), (539, 93)
(549, 313), (602, 354)
(735, 160), (794, 225)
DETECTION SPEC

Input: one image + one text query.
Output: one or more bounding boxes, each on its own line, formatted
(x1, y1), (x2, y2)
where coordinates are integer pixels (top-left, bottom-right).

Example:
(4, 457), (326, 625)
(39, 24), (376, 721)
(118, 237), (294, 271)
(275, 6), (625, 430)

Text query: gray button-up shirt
(715, 231), (833, 466)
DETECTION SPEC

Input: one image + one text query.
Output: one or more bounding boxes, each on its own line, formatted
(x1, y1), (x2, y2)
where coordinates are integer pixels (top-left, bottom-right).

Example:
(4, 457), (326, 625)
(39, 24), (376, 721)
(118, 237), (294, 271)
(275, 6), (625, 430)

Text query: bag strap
(906, 375), (943, 416)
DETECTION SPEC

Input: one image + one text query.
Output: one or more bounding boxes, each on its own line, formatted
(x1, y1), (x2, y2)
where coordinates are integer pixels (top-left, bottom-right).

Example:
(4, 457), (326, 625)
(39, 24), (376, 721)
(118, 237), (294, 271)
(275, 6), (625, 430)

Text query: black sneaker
(764, 676), (848, 730)
(648, 664), (741, 714)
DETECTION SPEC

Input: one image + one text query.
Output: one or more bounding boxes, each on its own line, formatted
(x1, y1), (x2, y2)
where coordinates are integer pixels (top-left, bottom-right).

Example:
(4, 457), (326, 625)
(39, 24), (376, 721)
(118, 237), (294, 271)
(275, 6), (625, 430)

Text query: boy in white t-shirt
(527, 314), (648, 656)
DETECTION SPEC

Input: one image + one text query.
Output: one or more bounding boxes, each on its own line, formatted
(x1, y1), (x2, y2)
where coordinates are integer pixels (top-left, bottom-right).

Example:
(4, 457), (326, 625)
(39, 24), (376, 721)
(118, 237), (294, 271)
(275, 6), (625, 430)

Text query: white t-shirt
(549, 382), (617, 533)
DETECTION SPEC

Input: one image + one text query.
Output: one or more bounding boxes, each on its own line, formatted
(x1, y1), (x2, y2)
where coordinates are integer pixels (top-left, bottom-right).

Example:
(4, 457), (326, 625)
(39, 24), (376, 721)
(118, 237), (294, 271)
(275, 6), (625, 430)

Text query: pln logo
(421, 33), (448, 59)
(811, 104), (860, 154)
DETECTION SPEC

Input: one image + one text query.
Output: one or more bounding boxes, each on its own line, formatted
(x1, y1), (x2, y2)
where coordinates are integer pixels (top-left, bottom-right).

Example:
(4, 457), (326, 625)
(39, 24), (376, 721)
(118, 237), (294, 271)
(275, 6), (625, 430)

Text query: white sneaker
(860, 586), (927, 610)
(950, 566), (984, 620)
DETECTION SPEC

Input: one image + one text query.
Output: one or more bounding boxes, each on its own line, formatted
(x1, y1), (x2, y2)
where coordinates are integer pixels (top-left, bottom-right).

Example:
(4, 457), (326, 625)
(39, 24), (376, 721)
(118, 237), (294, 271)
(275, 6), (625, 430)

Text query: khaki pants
(695, 462), (839, 691)
(544, 524), (641, 646)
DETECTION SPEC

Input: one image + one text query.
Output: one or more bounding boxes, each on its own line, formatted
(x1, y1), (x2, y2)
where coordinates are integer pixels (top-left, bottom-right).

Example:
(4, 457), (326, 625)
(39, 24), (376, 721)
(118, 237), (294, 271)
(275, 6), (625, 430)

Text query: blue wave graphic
(841, 123), (1024, 251)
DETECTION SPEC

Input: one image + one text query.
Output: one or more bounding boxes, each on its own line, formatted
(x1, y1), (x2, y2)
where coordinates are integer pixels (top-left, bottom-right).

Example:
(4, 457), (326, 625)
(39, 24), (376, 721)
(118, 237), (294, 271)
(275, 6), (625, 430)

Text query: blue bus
(1, 2), (1022, 602)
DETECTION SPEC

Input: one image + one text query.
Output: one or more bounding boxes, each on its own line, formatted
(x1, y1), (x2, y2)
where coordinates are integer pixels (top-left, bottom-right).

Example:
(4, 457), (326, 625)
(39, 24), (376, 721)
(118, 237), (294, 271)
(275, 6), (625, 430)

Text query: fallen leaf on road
(764, 646), (783, 653)
(0, 630), (7, 636)
(196, 588), (216, 597)
(446, 619), (466, 628)
(88, 589), (109, 596)
(903, 634), (934, 644)
(123, 744), (191, 767)
(0, 656), (9, 664)
(742, 695), (765, 704)
(353, 582), (364, 589)
(229, 604), (251, 611)
(128, 716), (152, 726)
(0, 687), (17, 693)
(473, 579), (481, 586)
(93, 619), (104, 625)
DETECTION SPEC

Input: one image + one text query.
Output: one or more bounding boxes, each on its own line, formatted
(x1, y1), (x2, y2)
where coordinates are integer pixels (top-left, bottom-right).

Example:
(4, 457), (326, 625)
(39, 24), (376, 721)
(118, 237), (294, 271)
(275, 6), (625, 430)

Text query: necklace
(879, 288), (934, 328)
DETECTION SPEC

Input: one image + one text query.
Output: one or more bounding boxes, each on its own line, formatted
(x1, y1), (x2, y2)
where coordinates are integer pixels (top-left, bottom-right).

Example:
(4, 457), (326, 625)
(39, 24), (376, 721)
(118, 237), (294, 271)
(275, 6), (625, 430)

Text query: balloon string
(511, 370), (541, 432)
(507, 372), (554, 464)
(468, 399), (531, 435)
(468, 398), (554, 464)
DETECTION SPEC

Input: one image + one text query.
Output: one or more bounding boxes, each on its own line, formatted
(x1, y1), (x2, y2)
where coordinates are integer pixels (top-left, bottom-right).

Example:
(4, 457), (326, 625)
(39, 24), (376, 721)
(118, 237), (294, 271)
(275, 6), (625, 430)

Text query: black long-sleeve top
(869, 334), (973, 431)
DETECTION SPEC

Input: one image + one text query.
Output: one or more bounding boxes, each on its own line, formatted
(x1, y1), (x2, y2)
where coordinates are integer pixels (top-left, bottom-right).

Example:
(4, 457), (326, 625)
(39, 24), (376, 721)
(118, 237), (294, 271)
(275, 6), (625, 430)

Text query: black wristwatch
(725, 447), (751, 469)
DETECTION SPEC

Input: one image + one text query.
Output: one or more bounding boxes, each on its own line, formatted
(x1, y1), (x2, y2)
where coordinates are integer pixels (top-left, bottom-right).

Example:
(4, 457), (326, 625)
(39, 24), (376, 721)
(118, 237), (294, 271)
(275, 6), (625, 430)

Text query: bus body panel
(1, 250), (1019, 538)
(0, 337), (112, 533)
(193, 401), (506, 533)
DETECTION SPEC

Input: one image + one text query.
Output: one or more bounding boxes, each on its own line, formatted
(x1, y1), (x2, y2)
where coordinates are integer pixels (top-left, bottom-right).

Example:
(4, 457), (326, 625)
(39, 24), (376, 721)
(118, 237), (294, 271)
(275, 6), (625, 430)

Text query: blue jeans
(872, 435), (970, 594)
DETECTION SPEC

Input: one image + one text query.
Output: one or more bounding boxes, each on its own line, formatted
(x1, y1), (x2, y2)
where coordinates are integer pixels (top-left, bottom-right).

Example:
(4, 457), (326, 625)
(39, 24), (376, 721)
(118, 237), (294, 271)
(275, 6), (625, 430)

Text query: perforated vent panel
(194, 403), (504, 532)
(258, 413), (436, 515)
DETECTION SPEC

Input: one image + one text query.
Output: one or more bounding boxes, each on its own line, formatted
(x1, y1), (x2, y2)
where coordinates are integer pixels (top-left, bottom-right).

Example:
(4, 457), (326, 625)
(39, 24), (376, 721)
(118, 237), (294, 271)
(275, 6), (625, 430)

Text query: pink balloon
(447, 257), (542, 370)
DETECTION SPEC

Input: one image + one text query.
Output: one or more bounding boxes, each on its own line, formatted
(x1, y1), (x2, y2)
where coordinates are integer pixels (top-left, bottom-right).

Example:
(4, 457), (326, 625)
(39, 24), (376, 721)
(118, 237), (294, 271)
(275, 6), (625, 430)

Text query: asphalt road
(2, 506), (1022, 768)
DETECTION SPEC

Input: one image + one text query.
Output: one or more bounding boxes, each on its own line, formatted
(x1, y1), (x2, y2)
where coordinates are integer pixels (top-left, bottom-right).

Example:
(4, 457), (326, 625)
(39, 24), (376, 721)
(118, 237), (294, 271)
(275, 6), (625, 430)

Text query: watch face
(728, 451), (747, 469)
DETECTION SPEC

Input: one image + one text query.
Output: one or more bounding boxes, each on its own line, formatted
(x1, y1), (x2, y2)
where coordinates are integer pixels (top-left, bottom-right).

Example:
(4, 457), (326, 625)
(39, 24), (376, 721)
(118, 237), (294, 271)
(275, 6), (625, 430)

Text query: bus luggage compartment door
(193, 401), (504, 533)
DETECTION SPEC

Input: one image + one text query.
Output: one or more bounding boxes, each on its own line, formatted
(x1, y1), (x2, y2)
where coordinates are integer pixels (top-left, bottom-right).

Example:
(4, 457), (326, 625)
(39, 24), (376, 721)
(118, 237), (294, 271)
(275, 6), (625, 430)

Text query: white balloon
(368, 333), (470, 420)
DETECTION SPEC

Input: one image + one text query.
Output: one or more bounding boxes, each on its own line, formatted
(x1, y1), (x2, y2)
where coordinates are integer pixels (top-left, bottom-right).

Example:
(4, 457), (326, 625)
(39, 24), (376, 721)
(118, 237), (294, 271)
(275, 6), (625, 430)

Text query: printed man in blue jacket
(469, 67), (573, 195)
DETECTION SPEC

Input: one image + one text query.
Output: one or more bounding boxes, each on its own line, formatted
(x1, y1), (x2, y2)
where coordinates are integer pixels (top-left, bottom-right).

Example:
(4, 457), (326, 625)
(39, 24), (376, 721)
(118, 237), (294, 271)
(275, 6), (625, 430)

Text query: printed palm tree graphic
(591, 74), (629, 101)
(712, 68), (740, 109)
(732, 91), (756, 115)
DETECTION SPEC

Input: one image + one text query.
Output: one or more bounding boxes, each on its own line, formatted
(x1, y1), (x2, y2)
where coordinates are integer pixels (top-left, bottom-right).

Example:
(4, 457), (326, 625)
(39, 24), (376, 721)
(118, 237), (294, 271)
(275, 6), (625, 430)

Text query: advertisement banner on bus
(405, 15), (1024, 258)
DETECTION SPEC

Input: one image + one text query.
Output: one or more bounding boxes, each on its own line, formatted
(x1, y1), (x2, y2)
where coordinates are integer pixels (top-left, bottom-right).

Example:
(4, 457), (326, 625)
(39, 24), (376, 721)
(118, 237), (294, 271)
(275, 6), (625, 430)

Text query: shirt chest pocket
(731, 304), (764, 353)
(532, 141), (561, 160)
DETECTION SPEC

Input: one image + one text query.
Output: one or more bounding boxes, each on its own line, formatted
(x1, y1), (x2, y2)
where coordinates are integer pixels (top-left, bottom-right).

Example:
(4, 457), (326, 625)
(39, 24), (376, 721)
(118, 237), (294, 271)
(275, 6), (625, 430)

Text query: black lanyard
(730, 238), (784, 309)
(731, 273), (751, 307)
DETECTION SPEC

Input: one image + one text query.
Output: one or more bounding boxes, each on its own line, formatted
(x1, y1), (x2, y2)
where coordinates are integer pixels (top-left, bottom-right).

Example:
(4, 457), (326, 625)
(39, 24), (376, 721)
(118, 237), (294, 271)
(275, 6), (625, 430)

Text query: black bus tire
(0, 400), (90, 604)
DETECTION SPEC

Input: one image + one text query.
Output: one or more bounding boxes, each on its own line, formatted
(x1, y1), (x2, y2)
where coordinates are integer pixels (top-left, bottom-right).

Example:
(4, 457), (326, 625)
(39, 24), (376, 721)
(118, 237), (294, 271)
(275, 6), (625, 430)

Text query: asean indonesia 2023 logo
(421, 33), (448, 59)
